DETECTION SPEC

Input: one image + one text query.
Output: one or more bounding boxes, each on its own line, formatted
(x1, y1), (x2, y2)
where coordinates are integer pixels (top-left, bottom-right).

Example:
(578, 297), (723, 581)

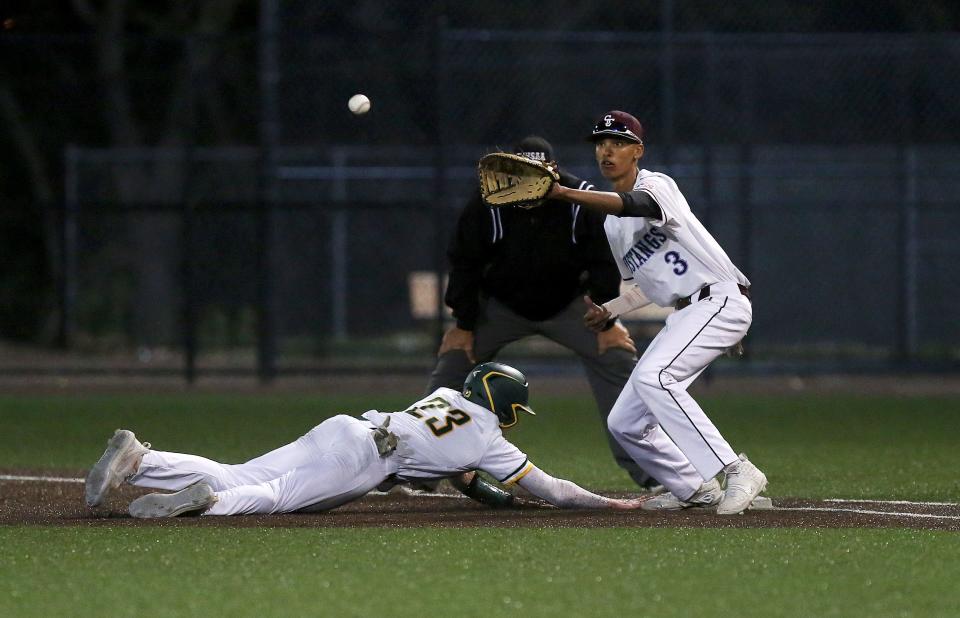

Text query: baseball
(348, 93), (371, 115)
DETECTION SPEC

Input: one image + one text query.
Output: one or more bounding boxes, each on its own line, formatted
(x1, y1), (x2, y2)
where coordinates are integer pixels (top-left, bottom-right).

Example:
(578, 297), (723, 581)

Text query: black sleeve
(558, 169), (595, 190)
(444, 193), (490, 331)
(617, 190), (663, 219)
(455, 473), (514, 508)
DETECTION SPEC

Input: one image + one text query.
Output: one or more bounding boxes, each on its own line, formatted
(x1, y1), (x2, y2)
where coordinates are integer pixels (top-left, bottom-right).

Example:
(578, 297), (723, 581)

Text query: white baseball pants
(129, 415), (394, 515)
(607, 282), (751, 500)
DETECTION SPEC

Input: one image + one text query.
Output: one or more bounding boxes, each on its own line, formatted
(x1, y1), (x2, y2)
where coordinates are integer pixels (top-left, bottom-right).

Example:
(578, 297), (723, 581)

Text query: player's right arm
(479, 434), (642, 510)
(515, 465), (644, 510)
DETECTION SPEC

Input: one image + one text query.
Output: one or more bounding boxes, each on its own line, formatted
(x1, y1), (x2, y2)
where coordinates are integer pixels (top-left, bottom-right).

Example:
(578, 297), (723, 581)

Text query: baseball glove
(477, 152), (560, 208)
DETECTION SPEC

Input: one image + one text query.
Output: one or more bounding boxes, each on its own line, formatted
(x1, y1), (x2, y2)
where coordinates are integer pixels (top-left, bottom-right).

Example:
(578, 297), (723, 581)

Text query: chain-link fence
(5, 2), (960, 378)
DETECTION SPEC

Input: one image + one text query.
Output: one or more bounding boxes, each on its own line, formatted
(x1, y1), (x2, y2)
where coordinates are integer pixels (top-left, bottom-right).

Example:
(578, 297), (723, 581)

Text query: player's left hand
(608, 496), (649, 510)
(547, 183), (567, 200)
(583, 295), (613, 332)
(597, 321), (636, 355)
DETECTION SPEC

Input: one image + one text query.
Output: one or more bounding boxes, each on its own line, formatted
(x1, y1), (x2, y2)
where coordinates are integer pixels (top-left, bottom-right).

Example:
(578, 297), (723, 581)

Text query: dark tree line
(1, 0), (957, 343)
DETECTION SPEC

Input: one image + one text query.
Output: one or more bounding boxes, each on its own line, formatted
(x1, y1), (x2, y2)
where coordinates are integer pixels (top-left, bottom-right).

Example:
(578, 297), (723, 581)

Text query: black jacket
(444, 185), (621, 330)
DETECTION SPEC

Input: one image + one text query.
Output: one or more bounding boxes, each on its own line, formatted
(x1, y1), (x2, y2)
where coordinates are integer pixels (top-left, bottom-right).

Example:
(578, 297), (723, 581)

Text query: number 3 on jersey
(404, 397), (472, 437)
(665, 251), (688, 275)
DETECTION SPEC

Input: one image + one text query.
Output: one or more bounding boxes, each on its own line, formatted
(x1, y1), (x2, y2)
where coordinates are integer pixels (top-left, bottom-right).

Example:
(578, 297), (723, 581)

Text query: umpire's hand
(597, 322), (637, 356)
(439, 326), (476, 363)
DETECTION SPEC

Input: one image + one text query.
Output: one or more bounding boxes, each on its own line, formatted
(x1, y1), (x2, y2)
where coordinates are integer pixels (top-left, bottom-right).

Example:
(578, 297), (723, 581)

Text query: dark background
(2, 1), (959, 378)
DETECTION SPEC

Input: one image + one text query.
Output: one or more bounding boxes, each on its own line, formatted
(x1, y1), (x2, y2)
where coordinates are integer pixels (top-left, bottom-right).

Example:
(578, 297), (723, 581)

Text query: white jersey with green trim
(361, 388), (532, 485)
(604, 168), (749, 307)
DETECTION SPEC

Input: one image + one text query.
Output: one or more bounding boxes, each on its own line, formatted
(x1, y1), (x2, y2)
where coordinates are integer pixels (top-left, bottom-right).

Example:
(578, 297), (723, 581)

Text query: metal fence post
(331, 148), (349, 343)
(60, 144), (80, 350)
(180, 155), (197, 384)
(901, 145), (919, 362)
(257, 0), (280, 382)
(896, 42), (919, 365)
(701, 34), (717, 383)
(738, 52), (756, 362)
(179, 37), (202, 384)
(659, 0), (676, 171)
(432, 14), (449, 348)
(701, 33), (716, 229)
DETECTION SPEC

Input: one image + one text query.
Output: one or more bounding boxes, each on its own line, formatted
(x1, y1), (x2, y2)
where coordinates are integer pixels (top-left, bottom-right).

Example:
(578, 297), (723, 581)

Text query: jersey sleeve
(477, 434), (534, 486)
(636, 174), (687, 228)
(603, 284), (652, 317)
(603, 217), (633, 281)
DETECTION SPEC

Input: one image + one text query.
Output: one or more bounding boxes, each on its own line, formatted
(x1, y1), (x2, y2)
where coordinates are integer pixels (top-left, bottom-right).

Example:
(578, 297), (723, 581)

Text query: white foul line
(826, 498), (960, 507)
(0, 474), (84, 484)
(2, 474), (958, 519)
(780, 506), (960, 521)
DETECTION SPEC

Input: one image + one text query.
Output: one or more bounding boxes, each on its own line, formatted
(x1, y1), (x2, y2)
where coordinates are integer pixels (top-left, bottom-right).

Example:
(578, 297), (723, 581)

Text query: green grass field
(2, 391), (959, 617)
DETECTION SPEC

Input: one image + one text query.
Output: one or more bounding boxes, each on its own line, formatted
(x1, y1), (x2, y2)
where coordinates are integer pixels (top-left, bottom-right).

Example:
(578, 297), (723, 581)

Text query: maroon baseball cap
(590, 110), (644, 144)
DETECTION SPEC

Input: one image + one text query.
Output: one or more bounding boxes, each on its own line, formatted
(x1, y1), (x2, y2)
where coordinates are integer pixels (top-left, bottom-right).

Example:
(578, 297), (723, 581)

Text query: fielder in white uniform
(85, 362), (645, 517)
(547, 110), (768, 514)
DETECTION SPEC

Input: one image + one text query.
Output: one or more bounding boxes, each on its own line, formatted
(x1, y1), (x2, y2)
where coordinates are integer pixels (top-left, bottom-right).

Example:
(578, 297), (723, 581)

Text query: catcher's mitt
(477, 152), (560, 208)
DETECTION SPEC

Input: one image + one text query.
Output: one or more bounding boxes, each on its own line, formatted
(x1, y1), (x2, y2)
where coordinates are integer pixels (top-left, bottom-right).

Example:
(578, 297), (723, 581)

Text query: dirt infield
(2, 471), (958, 531)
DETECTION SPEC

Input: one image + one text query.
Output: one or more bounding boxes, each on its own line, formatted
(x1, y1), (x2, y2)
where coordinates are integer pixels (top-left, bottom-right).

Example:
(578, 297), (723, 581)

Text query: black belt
(675, 284), (750, 310)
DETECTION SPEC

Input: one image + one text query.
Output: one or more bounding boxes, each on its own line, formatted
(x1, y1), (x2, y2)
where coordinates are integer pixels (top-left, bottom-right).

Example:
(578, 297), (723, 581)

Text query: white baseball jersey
(127, 386), (623, 514)
(362, 387), (533, 485)
(604, 169), (749, 306)
(131, 388), (533, 515)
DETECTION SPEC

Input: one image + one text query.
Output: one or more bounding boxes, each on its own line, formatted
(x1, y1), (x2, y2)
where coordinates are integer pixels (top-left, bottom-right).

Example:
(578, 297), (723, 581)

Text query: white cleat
(717, 453), (768, 515)
(85, 429), (151, 507)
(640, 478), (723, 511)
(129, 483), (217, 518)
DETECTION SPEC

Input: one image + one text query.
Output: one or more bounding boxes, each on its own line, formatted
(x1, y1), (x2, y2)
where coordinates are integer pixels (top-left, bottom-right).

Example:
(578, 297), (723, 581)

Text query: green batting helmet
(462, 362), (536, 428)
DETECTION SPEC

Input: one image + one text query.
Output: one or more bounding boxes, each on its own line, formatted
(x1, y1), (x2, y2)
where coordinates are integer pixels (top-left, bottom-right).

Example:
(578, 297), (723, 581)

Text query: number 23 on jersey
(404, 397), (472, 437)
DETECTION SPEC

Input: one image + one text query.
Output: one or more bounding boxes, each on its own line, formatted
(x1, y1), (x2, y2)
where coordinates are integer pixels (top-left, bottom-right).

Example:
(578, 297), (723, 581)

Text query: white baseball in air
(348, 93), (371, 115)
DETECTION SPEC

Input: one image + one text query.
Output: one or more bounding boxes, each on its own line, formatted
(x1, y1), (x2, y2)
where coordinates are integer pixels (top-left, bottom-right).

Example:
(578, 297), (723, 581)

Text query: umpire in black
(427, 136), (657, 490)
